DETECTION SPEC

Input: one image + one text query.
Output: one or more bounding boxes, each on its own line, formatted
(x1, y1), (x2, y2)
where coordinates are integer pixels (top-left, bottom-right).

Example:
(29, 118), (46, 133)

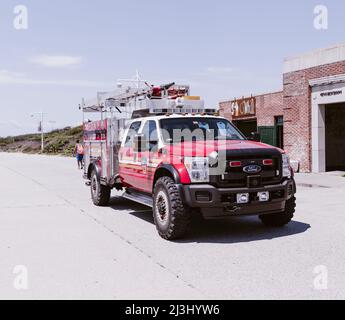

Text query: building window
(275, 116), (284, 149)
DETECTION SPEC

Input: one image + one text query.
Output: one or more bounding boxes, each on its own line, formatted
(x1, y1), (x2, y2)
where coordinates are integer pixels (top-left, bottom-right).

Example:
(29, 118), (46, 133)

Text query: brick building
(220, 44), (345, 173)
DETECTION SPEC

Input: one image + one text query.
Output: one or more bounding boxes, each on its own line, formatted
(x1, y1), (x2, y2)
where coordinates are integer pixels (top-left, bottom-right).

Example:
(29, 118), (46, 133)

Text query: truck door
(139, 120), (160, 192)
(119, 121), (142, 188)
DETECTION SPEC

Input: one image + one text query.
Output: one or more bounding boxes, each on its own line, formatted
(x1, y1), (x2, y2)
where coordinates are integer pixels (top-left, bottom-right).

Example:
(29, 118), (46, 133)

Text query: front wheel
(90, 170), (111, 206)
(259, 196), (296, 227)
(153, 177), (191, 240)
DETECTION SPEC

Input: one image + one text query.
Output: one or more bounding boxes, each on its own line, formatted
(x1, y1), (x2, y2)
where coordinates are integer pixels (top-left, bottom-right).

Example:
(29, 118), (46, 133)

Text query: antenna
(117, 70), (148, 89)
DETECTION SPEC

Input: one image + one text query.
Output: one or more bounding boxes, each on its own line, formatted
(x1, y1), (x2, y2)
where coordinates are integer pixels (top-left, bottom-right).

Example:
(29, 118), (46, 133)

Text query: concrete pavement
(0, 153), (344, 299)
(295, 171), (345, 189)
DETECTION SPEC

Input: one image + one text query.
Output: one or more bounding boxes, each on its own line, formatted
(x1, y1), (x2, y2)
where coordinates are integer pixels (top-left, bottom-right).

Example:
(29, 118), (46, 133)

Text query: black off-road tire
(259, 196), (296, 227)
(90, 170), (111, 206)
(153, 177), (191, 240)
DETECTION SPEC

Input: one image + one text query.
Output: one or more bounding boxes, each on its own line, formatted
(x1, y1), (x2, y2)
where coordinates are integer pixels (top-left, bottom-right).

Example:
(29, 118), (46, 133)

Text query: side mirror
(248, 132), (261, 142)
(134, 134), (145, 152)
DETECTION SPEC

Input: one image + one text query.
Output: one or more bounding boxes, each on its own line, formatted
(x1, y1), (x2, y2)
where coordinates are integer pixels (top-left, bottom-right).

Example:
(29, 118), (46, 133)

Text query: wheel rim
(155, 190), (170, 226)
(91, 175), (98, 197)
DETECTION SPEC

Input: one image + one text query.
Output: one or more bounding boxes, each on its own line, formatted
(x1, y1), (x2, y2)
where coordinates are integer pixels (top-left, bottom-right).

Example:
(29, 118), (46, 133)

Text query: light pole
(30, 111), (47, 152)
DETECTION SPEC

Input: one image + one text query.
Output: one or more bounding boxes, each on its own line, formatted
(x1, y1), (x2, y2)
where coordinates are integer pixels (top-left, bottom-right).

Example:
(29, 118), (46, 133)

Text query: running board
(122, 190), (153, 208)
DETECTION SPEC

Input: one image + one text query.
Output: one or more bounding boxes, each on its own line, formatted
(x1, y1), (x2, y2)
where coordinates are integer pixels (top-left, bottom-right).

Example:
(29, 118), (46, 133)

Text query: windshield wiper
(214, 136), (240, 141)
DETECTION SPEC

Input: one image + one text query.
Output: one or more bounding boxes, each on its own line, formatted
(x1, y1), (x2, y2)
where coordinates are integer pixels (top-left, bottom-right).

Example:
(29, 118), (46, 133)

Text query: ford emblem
(243, 165), (262, 174)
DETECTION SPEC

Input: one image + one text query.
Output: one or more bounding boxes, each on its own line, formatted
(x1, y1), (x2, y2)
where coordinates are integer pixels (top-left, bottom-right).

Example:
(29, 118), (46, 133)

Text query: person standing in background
(74, 140), (84, 170)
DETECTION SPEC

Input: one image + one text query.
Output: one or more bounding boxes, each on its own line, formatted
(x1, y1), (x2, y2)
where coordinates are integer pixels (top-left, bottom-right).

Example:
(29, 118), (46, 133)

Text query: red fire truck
(82, 82), (296, 240)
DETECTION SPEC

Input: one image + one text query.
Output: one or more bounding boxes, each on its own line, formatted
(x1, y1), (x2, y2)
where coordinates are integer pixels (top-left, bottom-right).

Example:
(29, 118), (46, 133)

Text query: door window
(142, 120), (159, 152)
(124, 121), (141, 147)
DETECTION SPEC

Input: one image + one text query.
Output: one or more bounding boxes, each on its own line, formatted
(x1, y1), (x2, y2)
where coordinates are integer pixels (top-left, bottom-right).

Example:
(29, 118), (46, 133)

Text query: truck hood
(166, 140), (283, 157)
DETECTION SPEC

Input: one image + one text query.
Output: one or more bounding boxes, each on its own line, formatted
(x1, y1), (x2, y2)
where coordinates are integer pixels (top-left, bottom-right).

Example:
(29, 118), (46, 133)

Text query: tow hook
(225, 206), (241, 213)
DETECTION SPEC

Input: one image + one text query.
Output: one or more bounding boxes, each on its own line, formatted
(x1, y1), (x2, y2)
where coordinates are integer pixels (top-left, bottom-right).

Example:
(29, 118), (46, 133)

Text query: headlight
(282, 154), (291, 178)
(184, 157), (209, 183)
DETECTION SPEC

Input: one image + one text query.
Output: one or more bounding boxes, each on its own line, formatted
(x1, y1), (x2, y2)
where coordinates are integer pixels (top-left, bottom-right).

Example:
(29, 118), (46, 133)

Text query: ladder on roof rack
(81, 80), (218, 121)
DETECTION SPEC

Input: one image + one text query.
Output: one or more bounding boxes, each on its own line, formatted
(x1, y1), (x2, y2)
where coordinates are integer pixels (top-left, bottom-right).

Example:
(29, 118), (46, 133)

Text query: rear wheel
(153, 177), (191, 240)
(90, 170), (111, 206)
(259, 196), (296, 227)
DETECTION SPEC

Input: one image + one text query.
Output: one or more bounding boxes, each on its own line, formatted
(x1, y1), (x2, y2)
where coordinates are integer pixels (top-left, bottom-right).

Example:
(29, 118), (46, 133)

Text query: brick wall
(219, 91), (283, 125)
(219, 60), (345, 173)
(219, 101), (233, 120)
(256, 91), (283, 126)
(283, 60), (345, 172)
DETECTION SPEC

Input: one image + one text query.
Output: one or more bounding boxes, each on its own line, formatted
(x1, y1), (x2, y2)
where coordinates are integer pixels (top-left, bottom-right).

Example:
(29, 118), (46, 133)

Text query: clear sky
(0, 0), (344, 136)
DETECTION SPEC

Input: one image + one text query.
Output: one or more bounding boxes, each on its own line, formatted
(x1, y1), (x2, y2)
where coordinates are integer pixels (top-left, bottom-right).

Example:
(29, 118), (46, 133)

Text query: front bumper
(180, 179), (295, 219)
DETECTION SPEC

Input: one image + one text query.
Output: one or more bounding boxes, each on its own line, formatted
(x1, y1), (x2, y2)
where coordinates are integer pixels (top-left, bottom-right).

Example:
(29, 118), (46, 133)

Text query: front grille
(211, 151), (283, 188)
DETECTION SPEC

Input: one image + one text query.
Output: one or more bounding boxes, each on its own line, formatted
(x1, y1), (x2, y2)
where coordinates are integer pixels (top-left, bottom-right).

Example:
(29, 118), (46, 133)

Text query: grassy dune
(0, 126), (83, 156)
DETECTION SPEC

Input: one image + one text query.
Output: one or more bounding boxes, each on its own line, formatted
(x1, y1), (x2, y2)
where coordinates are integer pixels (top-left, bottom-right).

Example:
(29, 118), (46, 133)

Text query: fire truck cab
(82, 82), (296, 240)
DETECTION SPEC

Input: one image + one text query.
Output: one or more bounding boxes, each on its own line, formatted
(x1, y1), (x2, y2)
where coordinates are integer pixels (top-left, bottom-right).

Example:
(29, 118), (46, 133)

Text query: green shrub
(1, 125), (83, 156)
(68, 126), (83, 136)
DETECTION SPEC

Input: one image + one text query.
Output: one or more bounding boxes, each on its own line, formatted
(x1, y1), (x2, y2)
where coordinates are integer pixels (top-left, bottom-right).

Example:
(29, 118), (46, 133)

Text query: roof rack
(131, 108), (219, 119)
(81, 81), (218, 120)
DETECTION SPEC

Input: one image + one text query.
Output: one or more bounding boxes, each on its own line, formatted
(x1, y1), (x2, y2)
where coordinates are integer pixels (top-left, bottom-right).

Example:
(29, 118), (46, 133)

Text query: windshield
(159, 117), (245, 143)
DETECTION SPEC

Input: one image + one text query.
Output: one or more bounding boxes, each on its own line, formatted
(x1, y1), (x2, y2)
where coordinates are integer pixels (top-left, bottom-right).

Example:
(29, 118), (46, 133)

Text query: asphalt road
(0, 153), (344, 300)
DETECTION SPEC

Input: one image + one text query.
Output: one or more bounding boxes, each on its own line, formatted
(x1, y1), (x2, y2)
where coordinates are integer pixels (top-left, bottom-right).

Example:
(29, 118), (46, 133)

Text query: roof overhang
(309, 73), (345, 87)
(284, 43), (345, 74)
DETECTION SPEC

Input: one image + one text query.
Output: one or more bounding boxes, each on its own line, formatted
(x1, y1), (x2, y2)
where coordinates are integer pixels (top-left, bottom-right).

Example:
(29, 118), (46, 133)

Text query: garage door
(325, 103), (345, 171)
